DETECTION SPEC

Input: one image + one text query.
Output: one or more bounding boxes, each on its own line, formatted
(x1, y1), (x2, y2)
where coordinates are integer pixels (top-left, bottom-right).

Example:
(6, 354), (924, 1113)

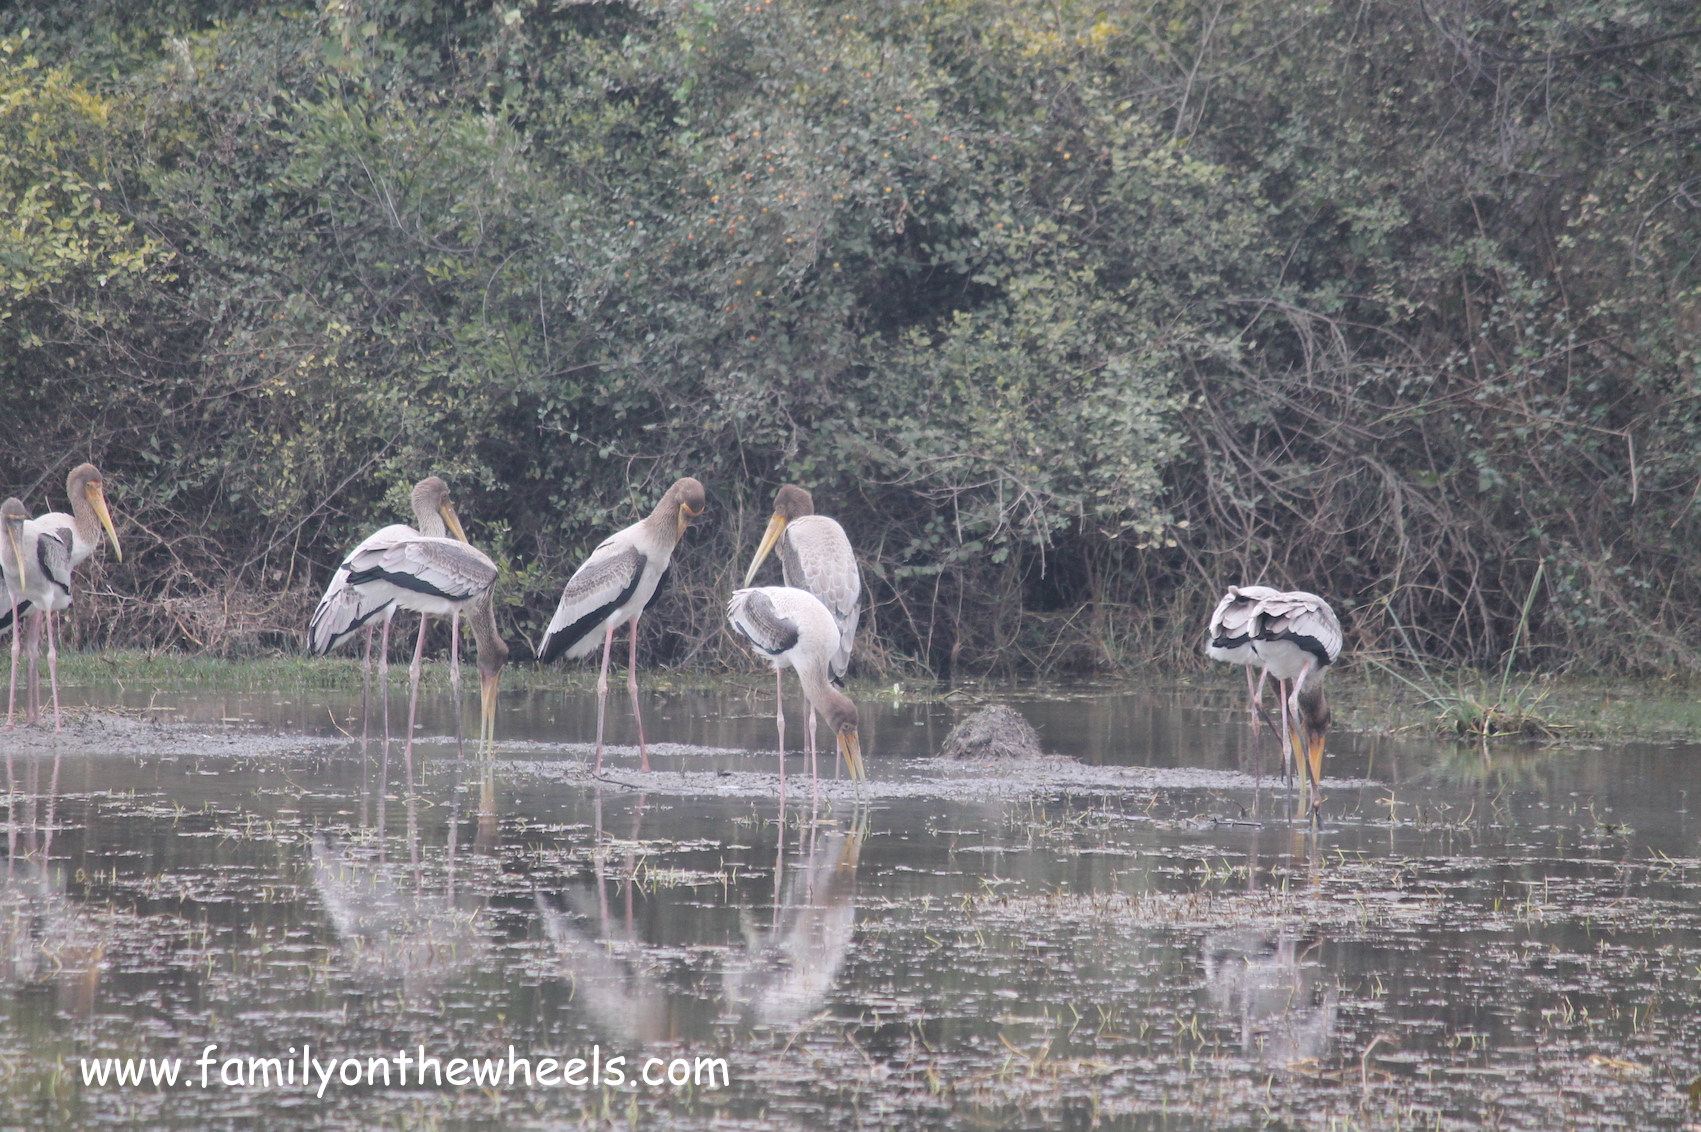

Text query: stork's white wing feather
(346, 536), (498, 604)
(538, 543), (647, 661)
(779, 516), (861, 676)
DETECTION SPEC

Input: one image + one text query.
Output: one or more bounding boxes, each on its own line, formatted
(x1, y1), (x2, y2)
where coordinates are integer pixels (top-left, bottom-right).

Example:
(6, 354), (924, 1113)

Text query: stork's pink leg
(5, 595), (17, 730)
(449, 610), (464, 760)
(806, 704), (819, 811)
(1244, 663), (1260, 732)
(627, 614), (649, 771)
(593, 621), (615, 774)
(379, 614), (393, 747)
(24, 612), (41, 726)
(1276, 679), (1295, 786)
(775, 666), (786, 788)
(403, 614), (428, 768)
(44, 610), (60, 733)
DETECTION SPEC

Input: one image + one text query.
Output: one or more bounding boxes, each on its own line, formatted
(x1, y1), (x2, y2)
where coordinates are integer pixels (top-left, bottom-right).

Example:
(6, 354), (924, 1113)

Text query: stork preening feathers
(536, 477), (707, 774)
(1208, 586), (1341, 816)
(728, 586), (865, 792)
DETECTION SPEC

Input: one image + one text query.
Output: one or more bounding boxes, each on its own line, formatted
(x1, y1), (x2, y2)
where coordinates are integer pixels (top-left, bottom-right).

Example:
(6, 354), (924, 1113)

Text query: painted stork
(343, 533), (498, 762)
(536, 477), (706, 774)
(1, 499), (73, 731)
(308, 476), (468, 665)
(727, 586), (865, 794)
(742, 485), (861, 679)
(0, 463), (121, 636)
(1246, 590), (1341, 816)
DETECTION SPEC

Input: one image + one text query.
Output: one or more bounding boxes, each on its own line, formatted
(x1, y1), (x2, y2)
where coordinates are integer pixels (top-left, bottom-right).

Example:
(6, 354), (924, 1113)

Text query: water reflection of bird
(536, 478), (706, 774)
(743, 485), (861, 679)
(728, 587), (865, 791)
(723, 819), (863, 1028)
(0, 463), (122, 636)
(0, 750), (104, 1012)
(2, 499), (73, 730)
(310, 837), (489, 990)
(1202, 928), (1336, 1067)
(537, 790), (670, 1044)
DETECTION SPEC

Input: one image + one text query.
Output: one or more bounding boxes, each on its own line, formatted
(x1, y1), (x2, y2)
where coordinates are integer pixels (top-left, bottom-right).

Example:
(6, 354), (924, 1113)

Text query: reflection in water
(538, 788), (670, 1045)
(0, 749), (103, 1012)
(311, 831), (490, 990)
(723, 810), (863, 1029)
(1202, 928), (1337, 1068)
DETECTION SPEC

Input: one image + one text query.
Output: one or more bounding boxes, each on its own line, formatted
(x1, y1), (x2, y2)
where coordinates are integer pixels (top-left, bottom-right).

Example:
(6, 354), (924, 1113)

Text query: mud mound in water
(939, 705), (1049, 760)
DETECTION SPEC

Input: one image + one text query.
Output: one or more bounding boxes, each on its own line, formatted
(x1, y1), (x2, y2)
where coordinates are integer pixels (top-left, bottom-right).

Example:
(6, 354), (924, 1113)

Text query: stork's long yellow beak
(5, 526), (23, 579)
(1306, 732), (1326, 794)
(479, 670), (501, 755)
(88, 483), (122, 563)
(677, 501), (703, 539)
(743, 514), (788, 587)
(838, 728), (865, 781)
(441, 504), (469, 543)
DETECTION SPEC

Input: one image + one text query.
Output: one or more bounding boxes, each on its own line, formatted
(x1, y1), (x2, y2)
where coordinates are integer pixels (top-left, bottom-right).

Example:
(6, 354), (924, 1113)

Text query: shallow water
(2, 676), (1700, 1130)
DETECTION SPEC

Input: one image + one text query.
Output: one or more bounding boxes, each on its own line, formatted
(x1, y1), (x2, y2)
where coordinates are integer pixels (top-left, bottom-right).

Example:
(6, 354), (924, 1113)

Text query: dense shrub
(1, 0), (1698, 676)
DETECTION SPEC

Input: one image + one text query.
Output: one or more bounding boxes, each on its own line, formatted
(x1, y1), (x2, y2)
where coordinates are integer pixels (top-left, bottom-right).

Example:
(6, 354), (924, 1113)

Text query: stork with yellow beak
(728, 585), (866, 794)
(536, 477), (707, 773)
(0, 463), (122, 635)
(1245, 590), (1341, 819)
(743, 485), (860, 679)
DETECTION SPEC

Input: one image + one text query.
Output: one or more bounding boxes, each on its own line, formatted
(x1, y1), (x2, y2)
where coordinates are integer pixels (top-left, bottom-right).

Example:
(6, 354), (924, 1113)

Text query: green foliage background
(2, 0), (1699, 676)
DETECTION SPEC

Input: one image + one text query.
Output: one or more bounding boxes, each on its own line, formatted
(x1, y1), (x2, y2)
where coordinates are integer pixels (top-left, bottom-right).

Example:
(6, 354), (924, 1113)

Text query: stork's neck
(796, 655), (847, 716)
(468, 593), (508, 677)
(413, 502), (447, 538)
(641, 487), (685, 548)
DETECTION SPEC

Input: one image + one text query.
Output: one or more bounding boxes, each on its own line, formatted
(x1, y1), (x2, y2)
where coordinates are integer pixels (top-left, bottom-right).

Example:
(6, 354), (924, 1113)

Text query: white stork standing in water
(0, 463), (122, 637)
(344, 534), (497, 764)
(743, 485), (861, 678)
(309, 477), (497, 761)
(1, 499), (73, 731)
(743, 485), (862, 774)
(1242, 590), (1341, 817)
(536, 477), (706, 774)
(727, 586), (865, 796)
(308, 477), (468, 667)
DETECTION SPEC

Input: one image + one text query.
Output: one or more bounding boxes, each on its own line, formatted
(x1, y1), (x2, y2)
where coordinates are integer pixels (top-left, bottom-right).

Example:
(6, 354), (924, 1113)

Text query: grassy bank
(31, 649), (1701, 746)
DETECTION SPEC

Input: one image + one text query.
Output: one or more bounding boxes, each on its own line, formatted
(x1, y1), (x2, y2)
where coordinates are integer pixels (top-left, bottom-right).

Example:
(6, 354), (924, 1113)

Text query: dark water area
(2, 678), (1699, 1129)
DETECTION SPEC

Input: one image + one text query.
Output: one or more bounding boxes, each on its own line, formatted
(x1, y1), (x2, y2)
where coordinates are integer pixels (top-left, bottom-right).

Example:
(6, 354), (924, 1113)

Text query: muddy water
(2, 679), (1700, 1130)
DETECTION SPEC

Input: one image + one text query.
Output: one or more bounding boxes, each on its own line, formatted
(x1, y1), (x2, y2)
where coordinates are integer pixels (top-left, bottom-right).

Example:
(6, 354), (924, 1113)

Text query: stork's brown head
(1, 498), (27, 579)
(671, 477), (707, 538)
(744, 483), (813, 586)
(69, 463), (122, 563)
(823, 689), (864, 780)
(772, 483), (814, 521)
(412, 476), (467, 541)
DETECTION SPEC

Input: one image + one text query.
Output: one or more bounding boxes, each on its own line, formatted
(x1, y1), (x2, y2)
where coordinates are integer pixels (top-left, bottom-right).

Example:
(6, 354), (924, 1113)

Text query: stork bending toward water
(1209, 586), (1340, 816)
(728, 586), (865, 798)
(536, 478), (706, 774)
